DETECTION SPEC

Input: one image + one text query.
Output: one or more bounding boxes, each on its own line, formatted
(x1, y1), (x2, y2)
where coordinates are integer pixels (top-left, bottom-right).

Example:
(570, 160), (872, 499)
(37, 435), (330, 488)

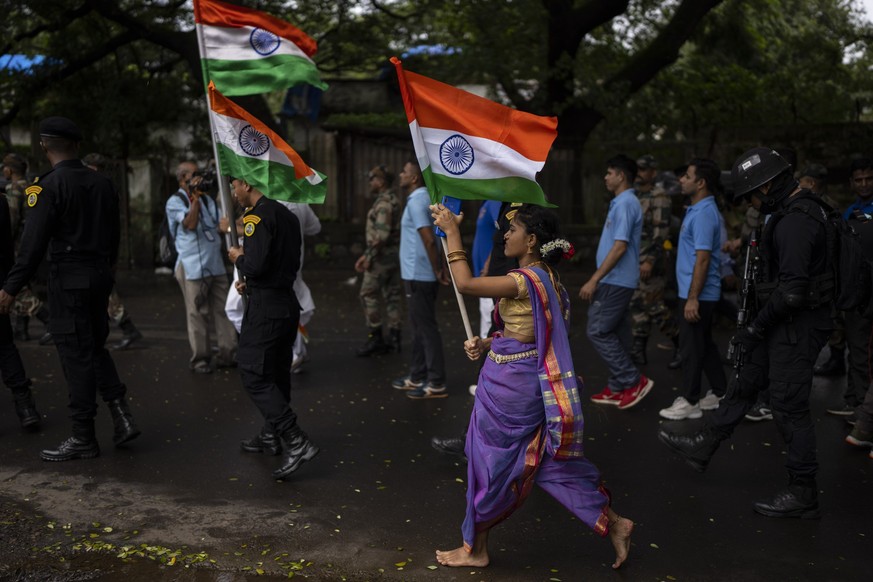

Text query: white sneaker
(659, 397), (703, 420)
(468, 384), (477, 396)
(698, 390), (722, 410)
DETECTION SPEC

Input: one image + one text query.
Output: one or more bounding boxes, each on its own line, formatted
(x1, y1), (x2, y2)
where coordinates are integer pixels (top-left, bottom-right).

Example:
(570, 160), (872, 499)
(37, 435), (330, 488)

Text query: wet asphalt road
(0, 266), (870, 581)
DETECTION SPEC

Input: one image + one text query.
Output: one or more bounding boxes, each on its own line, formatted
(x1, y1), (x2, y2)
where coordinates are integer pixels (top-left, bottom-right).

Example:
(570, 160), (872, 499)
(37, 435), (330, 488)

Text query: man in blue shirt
(166, 161), (237, 374)
(659, 159), (726, 420)
(472, 200), (501, 338)
(391, 161), (449, 399)
(832, 157), (873, 418)
(582, 155), (653, 410)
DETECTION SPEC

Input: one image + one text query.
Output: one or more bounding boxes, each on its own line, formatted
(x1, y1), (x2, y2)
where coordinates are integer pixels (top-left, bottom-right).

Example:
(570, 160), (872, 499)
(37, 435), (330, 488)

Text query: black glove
(730, 324), (765, 352)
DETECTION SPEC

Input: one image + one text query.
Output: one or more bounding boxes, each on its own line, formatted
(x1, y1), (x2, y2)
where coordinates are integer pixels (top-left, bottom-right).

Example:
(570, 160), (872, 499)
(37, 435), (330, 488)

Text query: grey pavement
(0, 266), (870, 581)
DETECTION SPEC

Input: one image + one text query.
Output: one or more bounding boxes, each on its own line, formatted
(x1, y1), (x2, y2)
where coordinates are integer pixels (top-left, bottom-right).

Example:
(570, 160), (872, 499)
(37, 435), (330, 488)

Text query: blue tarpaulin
(0, 54), (46, 72)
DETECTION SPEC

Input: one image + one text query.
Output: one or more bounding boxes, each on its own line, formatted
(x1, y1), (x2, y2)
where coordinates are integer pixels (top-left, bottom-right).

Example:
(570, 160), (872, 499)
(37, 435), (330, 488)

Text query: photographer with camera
(166, 160), (237, 374)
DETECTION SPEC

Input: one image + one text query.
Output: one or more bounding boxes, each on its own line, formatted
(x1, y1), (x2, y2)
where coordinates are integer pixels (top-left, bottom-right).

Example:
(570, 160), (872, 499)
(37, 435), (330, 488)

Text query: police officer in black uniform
(659, 148), (832, 519)
(0, 117), (140, 461)
(227, 177), (318, 479)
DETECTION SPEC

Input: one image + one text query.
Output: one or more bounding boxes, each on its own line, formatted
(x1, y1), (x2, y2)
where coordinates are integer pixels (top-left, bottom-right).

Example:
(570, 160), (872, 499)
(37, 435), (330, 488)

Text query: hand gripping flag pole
(435, 196), (474, 341)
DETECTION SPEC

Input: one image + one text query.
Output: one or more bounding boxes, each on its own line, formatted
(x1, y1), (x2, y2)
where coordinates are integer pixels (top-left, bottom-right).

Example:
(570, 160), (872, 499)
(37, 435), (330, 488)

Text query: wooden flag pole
(440, 236), (475, 341)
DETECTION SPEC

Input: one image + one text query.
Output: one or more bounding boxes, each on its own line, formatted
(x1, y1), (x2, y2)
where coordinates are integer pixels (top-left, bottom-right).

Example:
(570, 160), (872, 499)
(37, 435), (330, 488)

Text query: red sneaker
(617, 375), (654, 410)
(590, 386), (622, 406)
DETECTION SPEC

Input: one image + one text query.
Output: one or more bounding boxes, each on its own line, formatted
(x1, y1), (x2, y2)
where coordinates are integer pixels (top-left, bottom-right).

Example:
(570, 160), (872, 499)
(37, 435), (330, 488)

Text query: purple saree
(462, 267), (609, 550)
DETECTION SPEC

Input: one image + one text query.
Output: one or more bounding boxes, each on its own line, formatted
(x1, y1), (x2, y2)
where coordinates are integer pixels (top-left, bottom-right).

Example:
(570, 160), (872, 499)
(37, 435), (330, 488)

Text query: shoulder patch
(244, 222), (256, 237)
(243, 215), (261, 224)
(25, 185), (42, 207)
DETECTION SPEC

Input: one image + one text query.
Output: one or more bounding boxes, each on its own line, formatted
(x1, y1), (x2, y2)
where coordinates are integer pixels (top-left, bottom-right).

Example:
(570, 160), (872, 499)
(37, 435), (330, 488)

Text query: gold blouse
(498, 271), (534, 337)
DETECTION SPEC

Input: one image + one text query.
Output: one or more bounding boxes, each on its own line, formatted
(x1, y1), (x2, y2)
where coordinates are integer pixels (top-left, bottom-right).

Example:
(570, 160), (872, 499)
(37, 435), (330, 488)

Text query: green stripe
(217, 143), (327, 204)
(204, 54), (328, 96)
(422, 166), (556, 207)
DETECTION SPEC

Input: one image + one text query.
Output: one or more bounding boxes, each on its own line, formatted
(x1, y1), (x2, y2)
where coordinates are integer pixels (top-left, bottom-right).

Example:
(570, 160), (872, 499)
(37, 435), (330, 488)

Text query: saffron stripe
(194, 0), (317, 57)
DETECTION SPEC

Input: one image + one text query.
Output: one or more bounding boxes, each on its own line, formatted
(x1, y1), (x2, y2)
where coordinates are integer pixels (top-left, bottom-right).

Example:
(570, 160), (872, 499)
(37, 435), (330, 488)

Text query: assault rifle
(727, 229), (761, 376)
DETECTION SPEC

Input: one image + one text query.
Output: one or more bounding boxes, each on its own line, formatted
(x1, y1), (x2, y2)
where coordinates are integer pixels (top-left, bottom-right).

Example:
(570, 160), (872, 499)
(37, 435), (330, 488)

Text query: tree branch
(0, 30), (140, 128)
(1, 2), (92, 55)
(604, 0), (726, 96)
(87, 0), (199, 76)
(544, 0), (631, 110)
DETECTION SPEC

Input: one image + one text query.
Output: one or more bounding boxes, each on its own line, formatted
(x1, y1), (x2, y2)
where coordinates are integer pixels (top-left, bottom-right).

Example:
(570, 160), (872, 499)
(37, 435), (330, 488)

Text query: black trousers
(404, 280), (445, 385)
(709, 310), (829, 480)
(678, 299), (726, 403)
(237, 288), (299, 435)
(48, 262), (125, 434)
(843, 308), (873, 407)
(0, 313), (28, 391)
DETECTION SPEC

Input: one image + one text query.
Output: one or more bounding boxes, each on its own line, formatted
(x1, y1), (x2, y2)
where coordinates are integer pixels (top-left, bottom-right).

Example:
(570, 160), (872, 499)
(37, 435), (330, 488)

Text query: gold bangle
(448, 256), (467, 264)
(446, 250), (467, 259)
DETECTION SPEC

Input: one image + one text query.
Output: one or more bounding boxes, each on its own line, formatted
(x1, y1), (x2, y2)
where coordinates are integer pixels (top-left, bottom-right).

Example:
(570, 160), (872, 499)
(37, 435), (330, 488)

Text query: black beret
(39, 116), (83, 141)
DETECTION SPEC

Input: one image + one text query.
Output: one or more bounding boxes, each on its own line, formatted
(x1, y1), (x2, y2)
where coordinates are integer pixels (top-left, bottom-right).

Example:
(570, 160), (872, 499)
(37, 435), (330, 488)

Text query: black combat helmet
(731, 147), (791, 202)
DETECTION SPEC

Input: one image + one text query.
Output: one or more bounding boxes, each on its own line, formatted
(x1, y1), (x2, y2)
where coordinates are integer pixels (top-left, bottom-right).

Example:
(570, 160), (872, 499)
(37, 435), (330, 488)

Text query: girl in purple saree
(431, 203), (634, 570)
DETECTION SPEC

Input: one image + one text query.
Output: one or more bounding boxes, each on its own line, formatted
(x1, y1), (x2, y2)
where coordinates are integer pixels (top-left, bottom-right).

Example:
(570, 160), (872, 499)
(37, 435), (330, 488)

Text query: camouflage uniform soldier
(630, 155), (681, 368)
(355, 165), (402, 356)
(2, 154), (51, 343)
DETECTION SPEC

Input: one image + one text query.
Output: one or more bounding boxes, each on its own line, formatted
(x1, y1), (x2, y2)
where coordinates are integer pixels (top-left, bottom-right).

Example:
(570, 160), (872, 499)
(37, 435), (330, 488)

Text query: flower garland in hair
(540, 238), (575, 259)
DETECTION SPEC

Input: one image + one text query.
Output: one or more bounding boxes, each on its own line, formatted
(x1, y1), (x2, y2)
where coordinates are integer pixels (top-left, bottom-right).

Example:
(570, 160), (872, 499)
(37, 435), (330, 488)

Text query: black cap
(636, 154), (658, 169)
(39, 116), (83, 141)
(800, 163), (828, 182)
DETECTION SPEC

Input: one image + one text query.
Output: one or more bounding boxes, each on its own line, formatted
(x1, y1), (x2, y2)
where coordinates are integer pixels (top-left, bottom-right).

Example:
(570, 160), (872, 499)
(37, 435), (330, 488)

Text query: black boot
(388, 327), (402, 353)
(658, 426), (723, 472)
(813, 346), (846, 377)
(753, 477), (820, 519)
(107, 397), (141, 446)
(668, 336), (682, 370)
(273, 426), (319, 479)
(11, 384), (40, 429)
(355, 326), (389, 357)
(241, 427), (281, 455)
(431, 435), (466, 460)
(631, 336), (648, 366)
(41, 425), (100, 462)
(111, 316), (143, 351)
(13, 316), (30, 342)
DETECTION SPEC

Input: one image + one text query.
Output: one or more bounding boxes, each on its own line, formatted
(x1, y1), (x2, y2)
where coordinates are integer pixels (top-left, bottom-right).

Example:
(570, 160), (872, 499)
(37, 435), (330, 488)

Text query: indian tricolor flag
(208, 82), (326, 204)
(194, 0), (327, 96)
(391, 57), (557, 206)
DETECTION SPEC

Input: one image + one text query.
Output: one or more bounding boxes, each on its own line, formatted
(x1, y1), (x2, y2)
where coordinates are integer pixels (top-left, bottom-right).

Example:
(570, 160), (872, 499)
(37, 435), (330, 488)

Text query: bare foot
(435, 546), (489, 568)
(608, 516), (633, 569)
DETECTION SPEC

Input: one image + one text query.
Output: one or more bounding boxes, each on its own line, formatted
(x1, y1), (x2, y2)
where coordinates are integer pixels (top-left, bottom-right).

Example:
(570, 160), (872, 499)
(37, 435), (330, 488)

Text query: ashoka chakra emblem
(439, 134), (475, 175)
(250, 28), (280, 56)
(239, 125), (271, 157)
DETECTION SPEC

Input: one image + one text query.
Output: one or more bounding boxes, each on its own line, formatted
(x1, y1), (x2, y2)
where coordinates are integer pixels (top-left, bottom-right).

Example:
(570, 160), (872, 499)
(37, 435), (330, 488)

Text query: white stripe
(211, 109), (295, 168)
(197, 23), (312, 63)
(410, 121), (544, 181)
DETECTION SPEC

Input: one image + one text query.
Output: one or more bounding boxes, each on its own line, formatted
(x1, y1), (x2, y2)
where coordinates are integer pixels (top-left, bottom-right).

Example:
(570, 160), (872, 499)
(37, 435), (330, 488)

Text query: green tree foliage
(615, 0), (873, 142)
(2, 0), (871, 157)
